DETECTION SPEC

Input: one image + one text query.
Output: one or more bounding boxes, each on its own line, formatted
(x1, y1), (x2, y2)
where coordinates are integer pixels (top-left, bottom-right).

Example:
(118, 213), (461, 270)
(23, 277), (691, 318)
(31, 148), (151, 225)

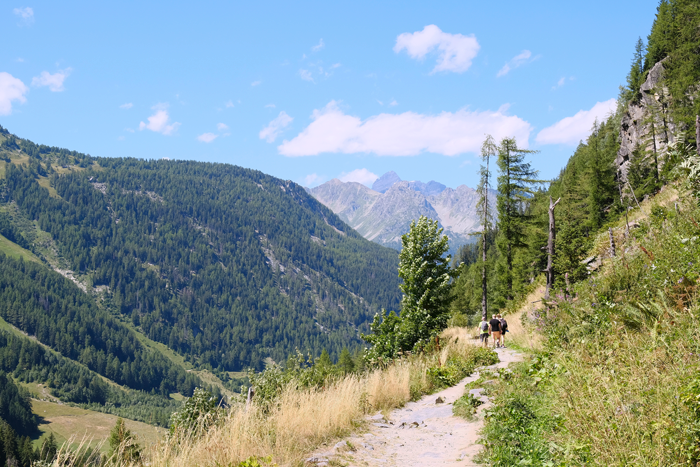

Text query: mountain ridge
(309, 172), (494, 253)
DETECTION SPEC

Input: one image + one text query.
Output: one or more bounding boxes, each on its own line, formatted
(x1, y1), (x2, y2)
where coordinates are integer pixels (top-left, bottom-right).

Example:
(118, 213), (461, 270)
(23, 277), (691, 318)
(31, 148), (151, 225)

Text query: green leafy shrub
(452, 392), (483, 419)
(169, 388), (221, 439)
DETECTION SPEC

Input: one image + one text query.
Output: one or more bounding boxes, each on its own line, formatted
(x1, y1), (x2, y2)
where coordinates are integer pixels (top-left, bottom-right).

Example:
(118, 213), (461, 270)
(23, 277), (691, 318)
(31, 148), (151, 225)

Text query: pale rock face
(617, 59), (677, 181)
(310, 173), (495, 253)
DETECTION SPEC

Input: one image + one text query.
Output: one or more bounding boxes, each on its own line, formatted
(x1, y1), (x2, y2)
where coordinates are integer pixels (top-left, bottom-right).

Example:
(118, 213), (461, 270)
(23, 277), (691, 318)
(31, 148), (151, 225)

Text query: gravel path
(306, 346), (523, 467)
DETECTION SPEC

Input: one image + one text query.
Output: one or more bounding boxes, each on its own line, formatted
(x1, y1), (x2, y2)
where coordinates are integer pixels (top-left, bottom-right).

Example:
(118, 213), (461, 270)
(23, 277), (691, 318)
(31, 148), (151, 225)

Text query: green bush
(452, 392), (483, 419)
(169, 388), (221, 439)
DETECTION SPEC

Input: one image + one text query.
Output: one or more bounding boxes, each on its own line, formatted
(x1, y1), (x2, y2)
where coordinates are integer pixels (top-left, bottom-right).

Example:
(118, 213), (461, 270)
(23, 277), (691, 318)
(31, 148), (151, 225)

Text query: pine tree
(624, 37), (646, 104)
(108, 417), (141, 465)
(495, 138), (540, 301)
(337, 348), (355, 374)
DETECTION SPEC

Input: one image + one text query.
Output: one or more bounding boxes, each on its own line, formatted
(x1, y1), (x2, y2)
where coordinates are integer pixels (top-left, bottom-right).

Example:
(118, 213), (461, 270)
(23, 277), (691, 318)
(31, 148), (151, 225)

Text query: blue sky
(1, 1), (659, 189)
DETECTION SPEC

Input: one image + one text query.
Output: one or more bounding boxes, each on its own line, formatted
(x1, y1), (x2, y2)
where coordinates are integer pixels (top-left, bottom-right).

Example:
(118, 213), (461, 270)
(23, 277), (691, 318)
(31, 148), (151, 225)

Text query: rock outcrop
(617, 59), (677, 180)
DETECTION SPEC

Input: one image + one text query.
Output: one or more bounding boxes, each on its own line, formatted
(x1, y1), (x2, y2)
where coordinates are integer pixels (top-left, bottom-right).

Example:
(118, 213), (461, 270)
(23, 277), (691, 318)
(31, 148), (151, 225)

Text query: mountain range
(308, 171), (496, 254)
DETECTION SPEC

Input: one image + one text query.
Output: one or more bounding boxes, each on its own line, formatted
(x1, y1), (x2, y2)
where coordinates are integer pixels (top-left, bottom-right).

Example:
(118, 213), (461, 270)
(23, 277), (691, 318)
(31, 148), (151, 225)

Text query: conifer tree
(495, 138), (540, 301)
(337, 348), (355, 374)
(476, 135), (496, 320)
(108, 418), (141, 465)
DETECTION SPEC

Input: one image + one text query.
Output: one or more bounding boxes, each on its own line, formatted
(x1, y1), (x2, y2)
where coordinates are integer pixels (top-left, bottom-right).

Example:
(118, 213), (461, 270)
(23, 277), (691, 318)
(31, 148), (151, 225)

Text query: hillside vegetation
(0, 130), (401, 371)
(0, 123), (402, 454)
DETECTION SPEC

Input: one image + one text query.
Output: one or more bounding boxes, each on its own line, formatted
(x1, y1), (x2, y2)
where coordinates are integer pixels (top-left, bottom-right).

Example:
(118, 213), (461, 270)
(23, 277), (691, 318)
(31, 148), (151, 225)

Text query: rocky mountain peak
(371, 171), (402, 193)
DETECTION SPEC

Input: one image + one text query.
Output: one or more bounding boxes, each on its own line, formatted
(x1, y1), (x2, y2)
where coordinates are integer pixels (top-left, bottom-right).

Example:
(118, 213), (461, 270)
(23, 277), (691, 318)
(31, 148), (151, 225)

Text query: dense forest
(452, 0), (700, 320)
(0, 133), (401, 372)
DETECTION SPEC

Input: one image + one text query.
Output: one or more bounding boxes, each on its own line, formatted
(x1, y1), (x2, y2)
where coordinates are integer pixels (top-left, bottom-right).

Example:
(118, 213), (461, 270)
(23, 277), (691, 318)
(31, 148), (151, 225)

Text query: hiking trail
(305, 346), (523, 466)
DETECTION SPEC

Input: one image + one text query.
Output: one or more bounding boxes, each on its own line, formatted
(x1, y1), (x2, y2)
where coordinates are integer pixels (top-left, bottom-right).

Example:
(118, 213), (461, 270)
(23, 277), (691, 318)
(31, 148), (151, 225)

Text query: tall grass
(479, 192), (700, 466)
(99, 331), (489, 467)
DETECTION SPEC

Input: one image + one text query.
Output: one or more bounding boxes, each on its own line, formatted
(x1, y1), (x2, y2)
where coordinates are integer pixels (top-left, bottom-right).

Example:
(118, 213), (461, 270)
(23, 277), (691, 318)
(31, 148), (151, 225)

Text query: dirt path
(306, 346), (523, 466)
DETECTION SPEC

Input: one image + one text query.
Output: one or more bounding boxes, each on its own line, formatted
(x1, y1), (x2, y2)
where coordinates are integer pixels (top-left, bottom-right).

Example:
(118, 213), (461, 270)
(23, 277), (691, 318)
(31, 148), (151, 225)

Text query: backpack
(499, 318), (508, 332)
(479, 321), (489, 333)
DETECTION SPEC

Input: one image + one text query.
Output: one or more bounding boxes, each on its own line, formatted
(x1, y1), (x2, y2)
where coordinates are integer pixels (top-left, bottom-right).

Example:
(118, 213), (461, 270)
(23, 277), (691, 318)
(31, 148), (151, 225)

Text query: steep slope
(0, 126), (401, 373)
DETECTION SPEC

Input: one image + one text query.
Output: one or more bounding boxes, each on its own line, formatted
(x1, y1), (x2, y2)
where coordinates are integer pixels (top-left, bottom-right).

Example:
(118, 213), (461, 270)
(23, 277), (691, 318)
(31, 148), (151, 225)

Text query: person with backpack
(478, 316), (490, 348)
(489, 314), (502, 349)
(497, 314), (508, 348)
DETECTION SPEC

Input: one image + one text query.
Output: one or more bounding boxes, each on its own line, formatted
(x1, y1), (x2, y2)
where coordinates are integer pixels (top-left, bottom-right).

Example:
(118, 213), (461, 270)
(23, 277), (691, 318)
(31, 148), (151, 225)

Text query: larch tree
(496, 137), (540, 301)
(476, 135), (497, 320)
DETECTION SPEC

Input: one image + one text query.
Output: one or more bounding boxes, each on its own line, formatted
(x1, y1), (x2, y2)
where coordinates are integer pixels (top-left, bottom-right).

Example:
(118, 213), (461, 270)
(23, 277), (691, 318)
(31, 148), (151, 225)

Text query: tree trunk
(481, 231), (487, 321)
(544, 196), (560, 300)
(609, 227), (616, 257)
(696, 115), (700, 156)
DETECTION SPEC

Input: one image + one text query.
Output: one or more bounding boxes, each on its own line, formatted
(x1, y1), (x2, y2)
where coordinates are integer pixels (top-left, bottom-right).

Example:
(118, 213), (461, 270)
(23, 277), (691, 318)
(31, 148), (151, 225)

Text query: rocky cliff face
(617, 59), (677, 180)
(310, 173), (495, 254)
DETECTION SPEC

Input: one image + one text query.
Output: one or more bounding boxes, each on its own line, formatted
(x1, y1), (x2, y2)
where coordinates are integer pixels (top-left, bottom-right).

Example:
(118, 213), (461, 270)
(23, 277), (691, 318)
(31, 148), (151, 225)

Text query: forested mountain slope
(0, 126), (401, 373)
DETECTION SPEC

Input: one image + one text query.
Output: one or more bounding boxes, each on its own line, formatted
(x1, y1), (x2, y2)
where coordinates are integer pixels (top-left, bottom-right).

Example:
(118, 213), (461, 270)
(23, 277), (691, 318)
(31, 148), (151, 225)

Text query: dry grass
(503, 281), (546, 351)
(130, 332), (481, 467)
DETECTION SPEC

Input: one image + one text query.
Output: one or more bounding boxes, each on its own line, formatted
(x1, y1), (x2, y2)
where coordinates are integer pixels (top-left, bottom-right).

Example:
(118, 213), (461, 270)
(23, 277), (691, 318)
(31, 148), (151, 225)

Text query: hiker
(489, 314), (502, 349)
(497, 314), (508, 348)
(478, 316), (490, 348)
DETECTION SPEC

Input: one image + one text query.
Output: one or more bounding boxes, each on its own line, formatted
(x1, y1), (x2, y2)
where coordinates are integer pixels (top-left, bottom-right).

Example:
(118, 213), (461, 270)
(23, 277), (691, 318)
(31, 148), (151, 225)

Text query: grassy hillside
(0, 126), (401, 372)
(475, 184), (700, 466)
(29, 399), (163, 454)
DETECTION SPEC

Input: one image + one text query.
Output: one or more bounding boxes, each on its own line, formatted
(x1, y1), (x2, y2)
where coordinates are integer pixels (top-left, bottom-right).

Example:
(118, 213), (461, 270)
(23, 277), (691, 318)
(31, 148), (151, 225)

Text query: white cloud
(260, 111), (293, 143)
(217, 122), (228, 131)
(552, 76), (574, 90)
(299, 69), (314, 82)
(497, 50), (536, 77)
(496, 50), (539, 78)
(138, 107), (180, 135)
(13, 7), (33, 24)
(389, 100), (398, 106)
(394, 24), (480, 74)
(251, 80), (261, 87)
(119, 103), (133, 109)
(265, 103), (276, 108)
(339, 168), (379, 186)
(197, 133), (218, 143)
(303, 173), (324, 187)
(124, 128), (135, 133)
(32, 68), (72, 92)
(225, 100), (234, 108)
(0, 72), (28, 116)
(536, 99), (617, 145)
(278, 101), (532, 157)
(312, 39), (325, 52)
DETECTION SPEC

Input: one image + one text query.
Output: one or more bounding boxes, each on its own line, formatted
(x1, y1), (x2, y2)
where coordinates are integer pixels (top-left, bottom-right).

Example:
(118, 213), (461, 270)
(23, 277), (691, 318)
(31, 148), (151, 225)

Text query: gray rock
(334, 441), (347, 449)
(435, 396), (445, 404)
(617, 58), (678, 183)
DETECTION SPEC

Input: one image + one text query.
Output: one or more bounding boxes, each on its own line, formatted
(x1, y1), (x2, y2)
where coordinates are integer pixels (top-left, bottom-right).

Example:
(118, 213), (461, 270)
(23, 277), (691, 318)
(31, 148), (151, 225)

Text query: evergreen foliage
(0, 147), (400, 371)
(495, 138), (540, 302)
(108, 418), (141, 464)
(0, 373), (36, 435)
